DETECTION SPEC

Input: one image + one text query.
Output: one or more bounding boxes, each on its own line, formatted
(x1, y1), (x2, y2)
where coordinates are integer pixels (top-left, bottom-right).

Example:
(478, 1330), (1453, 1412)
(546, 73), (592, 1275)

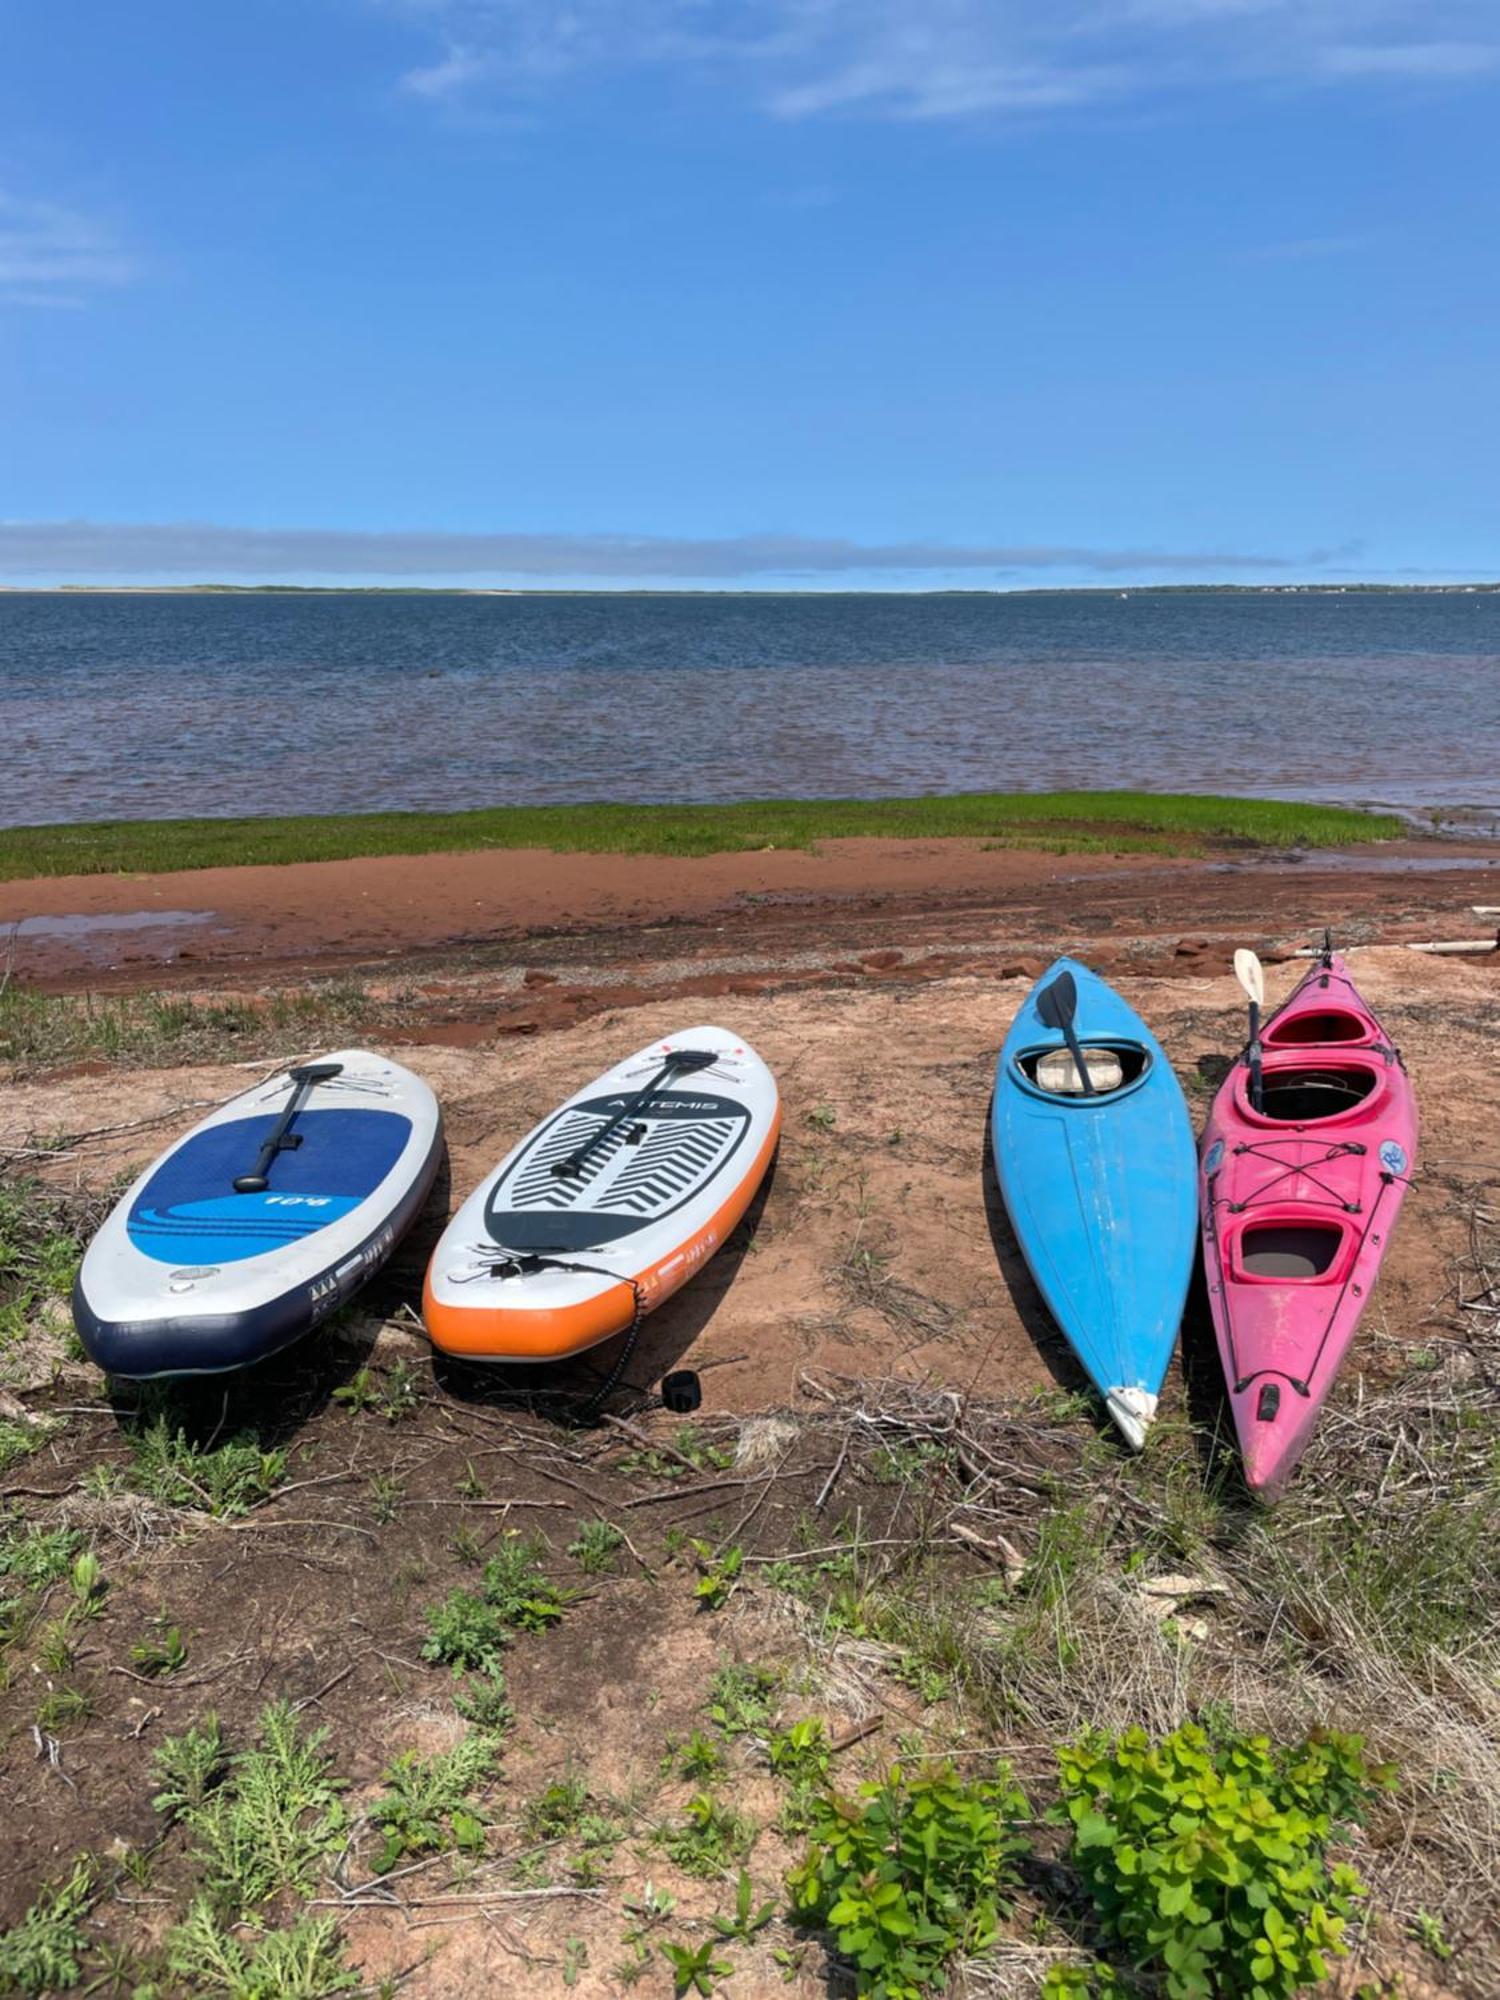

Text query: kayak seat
(1029, 1046), (1131, 1095)
(1257, 1066), (1376, 1122)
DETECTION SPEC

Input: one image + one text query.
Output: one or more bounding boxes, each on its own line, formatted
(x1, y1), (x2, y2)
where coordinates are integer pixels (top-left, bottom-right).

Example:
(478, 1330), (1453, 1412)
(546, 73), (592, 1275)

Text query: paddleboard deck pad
(424, 1028), (779, 1361)
(74, 1051), (442, 1378)
(993, 958), (1197, 1450)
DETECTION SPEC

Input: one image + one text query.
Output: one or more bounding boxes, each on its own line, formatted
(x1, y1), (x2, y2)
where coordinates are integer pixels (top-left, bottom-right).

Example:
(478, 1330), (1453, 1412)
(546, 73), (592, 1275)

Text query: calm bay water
(3, 589), (1498, 827)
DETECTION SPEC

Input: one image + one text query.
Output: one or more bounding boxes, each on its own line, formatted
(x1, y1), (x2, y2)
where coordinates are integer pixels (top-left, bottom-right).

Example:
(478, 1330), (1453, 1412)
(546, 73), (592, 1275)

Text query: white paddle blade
(1233, 948), (1265, 1009)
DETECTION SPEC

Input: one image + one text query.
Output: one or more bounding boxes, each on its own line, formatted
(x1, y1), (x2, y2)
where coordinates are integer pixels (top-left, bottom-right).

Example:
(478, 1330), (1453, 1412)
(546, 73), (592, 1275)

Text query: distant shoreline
(2, 582), (1499, 598)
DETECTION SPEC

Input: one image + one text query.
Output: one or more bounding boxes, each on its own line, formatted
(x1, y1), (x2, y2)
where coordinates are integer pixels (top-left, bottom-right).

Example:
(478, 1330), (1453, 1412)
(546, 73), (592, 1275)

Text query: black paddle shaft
(1036, 971), (1097, 1098)
(1247, 999), (1264, 1113)
(552, 1048), (719, 1180)
(233, 1062), (344, 1193)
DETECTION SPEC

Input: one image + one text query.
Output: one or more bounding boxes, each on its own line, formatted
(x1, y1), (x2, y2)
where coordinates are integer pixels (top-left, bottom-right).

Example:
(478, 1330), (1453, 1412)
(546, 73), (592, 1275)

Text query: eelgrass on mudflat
(0, 790), (1401, 881)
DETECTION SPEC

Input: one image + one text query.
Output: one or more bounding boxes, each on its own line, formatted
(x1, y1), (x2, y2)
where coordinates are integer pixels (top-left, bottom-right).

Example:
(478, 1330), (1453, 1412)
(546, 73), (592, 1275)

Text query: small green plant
(1409, 1907), (1454, 1962)
(368, 1475), (403, 1526)
(126, 1416), (286, 1517)
(165, 1902), (358, 1999)
(806, 1103), (838, 1130)
(155, 1703), (347, 1916)
(1043, 1965), (1123, 1998)
(334, 1360), (420, 1422)
(693, 1541), (745, 1612)
(69, 1550), (105, 1612)
(707, 1661), (779, 1735)
(767, 1718), (830, 1786)
(422, 1537), (570, 1673)
(448, 1524), (483, 1566)
(453, 1669), (514, 1732)
(36, 1684), (92, 1731)
(369, 1733), (494, 1872)
(786, 1761), (1031, 2000)
(153, 1716), (228, 1818)
(568, 1517), (625, 1574)
(712, 1869), (777, 1942)
(456, 1459), (485, 1500)
(561, 1936), (588, 1986)
(1055, 1723), (1396, 2000)
(666, 1730), (725, 1781)
(332, 1368), (379, 1413)
(656, 1793), (755, 1879)
(662, 1938), (735, 1996)
(623, 1880), (677, 1933)
(0, 1858), (94, 1995)
(525, 1775), (590, 1841)
(618, 1426), (735, 1482)
(132, 1617), (189, 1677)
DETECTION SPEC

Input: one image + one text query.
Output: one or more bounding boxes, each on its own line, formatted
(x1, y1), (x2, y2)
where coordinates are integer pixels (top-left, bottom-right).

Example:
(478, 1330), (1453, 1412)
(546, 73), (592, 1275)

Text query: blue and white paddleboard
(73, 1051), (443, 1378)
(992, 959), (1197, 1450)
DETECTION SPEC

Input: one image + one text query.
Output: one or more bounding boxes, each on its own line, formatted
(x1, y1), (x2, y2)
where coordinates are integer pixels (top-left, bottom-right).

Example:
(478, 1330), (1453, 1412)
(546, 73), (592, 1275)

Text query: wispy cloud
(0, 518), (1359, 583)
(1239, 231), (1374, 261)
(378, 0), (1500, 120)
(0, 192), (135, 308)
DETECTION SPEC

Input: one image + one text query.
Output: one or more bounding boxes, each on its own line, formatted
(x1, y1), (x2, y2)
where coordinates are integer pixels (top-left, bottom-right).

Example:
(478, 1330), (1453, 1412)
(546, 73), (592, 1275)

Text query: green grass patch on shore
(0, 792), (1401, 881)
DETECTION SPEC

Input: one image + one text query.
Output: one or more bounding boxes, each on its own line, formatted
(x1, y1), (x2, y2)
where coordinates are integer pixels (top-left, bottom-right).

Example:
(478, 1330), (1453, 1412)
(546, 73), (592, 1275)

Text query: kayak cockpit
(1250, 1064), (1379, 1123)
(1016, 1041), (1150, 1099)
(1263, 1007), (1370, 1047)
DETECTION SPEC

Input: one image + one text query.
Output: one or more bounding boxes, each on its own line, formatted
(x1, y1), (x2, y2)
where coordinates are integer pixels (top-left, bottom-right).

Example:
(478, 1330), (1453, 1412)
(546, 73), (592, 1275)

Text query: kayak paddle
(1234, 948), (1265, 1114)
(1037, 969), (1097, 1097)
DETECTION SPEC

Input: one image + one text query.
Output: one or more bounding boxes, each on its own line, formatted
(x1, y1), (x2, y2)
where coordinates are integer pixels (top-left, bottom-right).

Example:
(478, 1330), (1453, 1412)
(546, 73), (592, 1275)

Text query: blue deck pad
(127, 1106), (411, 1265)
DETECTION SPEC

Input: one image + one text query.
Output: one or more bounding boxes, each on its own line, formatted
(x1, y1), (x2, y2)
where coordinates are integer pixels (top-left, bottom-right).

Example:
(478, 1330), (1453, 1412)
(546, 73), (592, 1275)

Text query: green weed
(155, 1703), (347, 1917)
(369, 1733), (495, 1873)
(422, 1533), (570, 1674)
(707, 1661), (779, 1736)
(164, 1902), (358, 2000)
(786, 1761), (1031, 2000)
(125, 1415), (286, 1517)
(655, 1793), (755, 1879)
(132, 1617), (190, 1678)
(1056, 1722), (1395, 1999)
(692, 1541), (744, 1611)
(711, 1869), (777, 1942)
(567, 1517), (625, 1574)
(0, 1859), (94, 1995)
(661, 1938), (735, 1996)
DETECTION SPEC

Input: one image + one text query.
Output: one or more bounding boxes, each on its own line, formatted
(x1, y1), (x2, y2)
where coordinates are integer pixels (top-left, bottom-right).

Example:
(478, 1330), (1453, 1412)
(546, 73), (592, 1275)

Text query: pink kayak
(1199, 947), (1417, 1499)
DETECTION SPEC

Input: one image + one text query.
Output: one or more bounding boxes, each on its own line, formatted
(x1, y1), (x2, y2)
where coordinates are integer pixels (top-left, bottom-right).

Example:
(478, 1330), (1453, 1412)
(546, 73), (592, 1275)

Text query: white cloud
(0, 517), (1358, 582)
(377, 0), (1500, 119)
(0, 191), (135, 308)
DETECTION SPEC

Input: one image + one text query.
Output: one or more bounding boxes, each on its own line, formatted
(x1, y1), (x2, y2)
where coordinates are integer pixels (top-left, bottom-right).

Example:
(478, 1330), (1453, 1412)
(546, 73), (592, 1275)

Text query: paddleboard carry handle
(233, 1062), (344, 1193)
(552, 1047), (720, 1180)
(1036, 970), (1096, 1097)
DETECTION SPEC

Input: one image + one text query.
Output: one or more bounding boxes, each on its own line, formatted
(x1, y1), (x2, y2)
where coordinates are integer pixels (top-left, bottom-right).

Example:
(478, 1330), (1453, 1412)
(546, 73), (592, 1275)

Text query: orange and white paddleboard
(423, 1028), (779, 1362)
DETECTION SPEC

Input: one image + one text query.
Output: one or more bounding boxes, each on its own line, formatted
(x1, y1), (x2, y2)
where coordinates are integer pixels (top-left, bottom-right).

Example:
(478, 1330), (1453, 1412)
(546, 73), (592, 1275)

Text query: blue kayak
(992, 958), (1196, 1449)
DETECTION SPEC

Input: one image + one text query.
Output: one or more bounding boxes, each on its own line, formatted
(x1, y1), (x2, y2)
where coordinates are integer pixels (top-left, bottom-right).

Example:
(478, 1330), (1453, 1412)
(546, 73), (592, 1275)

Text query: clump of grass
(124, 1413), (287, 1518)
(0, 1178), (87, 1350)
(617, 1425), (735, 1482)
(131, 1617), (189, 1678)
(369, 1733), (495, 1873)
(523, 1775), (590, 1842)
(0, 981), (377, 1074)
(0, 1859), (94, 1995)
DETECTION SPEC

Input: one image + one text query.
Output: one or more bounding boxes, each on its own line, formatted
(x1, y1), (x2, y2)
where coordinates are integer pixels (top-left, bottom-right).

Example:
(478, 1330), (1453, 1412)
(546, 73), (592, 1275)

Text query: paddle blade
(1233, 949), (1265, 1009)
(1036, 970), (1078, 1032)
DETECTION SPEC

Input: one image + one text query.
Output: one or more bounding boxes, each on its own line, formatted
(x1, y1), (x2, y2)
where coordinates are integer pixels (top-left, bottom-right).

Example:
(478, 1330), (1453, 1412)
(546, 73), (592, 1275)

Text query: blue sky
(1, 0), (1498, 587)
